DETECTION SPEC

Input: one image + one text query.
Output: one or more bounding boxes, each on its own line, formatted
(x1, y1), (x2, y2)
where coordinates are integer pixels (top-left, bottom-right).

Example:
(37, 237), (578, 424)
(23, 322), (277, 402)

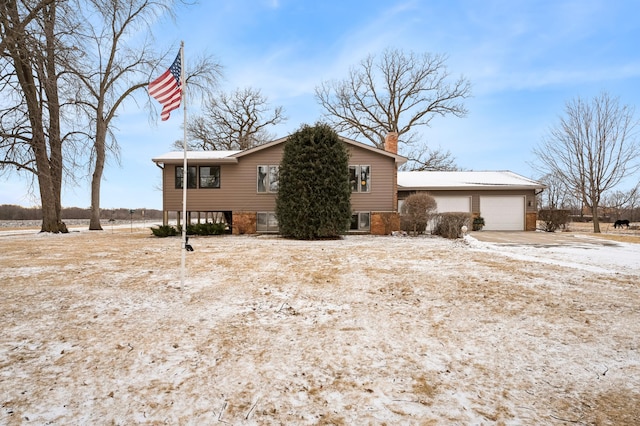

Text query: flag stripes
(149, 51), (182, 121)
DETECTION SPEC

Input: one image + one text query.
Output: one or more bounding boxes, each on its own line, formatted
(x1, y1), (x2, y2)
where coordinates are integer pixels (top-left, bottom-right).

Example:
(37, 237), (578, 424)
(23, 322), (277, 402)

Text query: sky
(2, 0), (640, 210)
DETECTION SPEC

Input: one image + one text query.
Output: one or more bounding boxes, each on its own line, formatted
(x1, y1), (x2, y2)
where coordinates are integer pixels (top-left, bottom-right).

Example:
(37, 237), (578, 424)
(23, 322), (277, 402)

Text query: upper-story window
(349, 165), (371, 192)
(175, 165), (220, 189)
(257, 165), (279, 193)
(199, 166), (220, 188)
(175, 166), (197, 189)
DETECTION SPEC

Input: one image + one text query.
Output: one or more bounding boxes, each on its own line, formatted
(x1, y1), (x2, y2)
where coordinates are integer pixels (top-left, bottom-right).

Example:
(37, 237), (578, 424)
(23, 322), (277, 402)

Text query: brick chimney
(384, 132), (400, 221)
(384, 132), (398, 154)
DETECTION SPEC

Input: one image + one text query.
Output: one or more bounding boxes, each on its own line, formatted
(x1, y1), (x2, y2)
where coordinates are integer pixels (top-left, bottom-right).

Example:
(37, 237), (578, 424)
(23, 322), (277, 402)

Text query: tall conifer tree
(276, 123), (351, 239)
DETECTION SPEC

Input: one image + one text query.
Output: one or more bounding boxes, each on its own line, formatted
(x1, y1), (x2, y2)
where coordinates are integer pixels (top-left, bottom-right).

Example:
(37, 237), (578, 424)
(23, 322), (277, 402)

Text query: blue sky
(2, 0), (640, 210)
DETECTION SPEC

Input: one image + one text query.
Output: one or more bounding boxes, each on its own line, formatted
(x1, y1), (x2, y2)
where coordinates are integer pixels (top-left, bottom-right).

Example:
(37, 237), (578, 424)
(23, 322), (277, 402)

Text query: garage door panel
(433, 196), (471, 213)
(480, 196), (525, 231)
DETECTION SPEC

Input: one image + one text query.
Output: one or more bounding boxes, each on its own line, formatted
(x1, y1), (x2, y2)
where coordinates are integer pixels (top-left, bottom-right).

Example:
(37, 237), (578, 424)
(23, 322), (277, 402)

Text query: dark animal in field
(185, 236), (194, 251)
(613, 219), (630, 229)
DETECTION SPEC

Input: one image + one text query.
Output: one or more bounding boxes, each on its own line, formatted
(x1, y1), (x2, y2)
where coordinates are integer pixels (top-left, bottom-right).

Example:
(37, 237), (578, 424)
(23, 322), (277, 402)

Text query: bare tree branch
(185, 87), (286, 151)
(533, 92), (640, 232)
(315, 47), (471, 170)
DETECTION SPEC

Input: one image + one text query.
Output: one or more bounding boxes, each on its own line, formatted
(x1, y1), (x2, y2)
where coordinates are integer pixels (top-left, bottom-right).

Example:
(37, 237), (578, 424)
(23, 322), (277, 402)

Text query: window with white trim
(257, 165), (279, 193)
(257, 212), (279, 232)
(349, 165), (371, 192)
(350, 212), (370, 231)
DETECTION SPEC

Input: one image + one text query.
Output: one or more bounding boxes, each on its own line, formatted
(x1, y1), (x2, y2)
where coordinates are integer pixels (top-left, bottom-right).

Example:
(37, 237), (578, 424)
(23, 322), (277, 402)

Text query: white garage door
(433, 196), (472, 213)
(480, 196), (525, 231)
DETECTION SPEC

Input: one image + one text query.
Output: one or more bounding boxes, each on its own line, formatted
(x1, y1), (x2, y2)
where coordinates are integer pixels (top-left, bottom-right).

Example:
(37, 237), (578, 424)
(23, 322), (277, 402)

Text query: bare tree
(400, 192), (437, 235)
(626, 184), (640, 222)
(539, 172), (574, 210)
(68, 0), (221, 230)
(533, 92), (640, 233)
(185, 87), (286, 151)
(401, 145), (459, 171)
(0, 0), (78, 233)
(1, 0), (221, 231)
(315, 47), (470, 170)
(602, 184), (639, 221)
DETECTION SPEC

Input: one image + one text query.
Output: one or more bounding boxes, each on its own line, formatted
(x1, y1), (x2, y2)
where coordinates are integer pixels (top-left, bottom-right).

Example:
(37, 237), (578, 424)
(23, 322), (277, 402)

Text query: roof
(151, 135), (407, 165)
(397, 171), (546, 190)
(152, 150), (241, 164)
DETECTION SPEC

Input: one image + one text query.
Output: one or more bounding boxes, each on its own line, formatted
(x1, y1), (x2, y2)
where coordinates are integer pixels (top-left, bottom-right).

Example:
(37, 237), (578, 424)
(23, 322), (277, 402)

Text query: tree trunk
(89, 118), (106, 230)
(89, 159), (104, 230)
(591, 205), (601, 233)
(33, 137), (67, 233)
(3, 0), (67, 234)
(42, 2), (66, 233)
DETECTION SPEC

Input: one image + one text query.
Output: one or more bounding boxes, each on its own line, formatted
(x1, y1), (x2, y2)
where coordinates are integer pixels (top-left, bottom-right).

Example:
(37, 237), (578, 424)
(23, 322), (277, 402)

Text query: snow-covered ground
(1, 228), (639, 424)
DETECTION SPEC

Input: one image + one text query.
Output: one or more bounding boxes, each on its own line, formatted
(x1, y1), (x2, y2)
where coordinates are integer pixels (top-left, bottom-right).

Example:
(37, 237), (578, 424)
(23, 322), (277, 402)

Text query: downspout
(153, 161), (165, 225)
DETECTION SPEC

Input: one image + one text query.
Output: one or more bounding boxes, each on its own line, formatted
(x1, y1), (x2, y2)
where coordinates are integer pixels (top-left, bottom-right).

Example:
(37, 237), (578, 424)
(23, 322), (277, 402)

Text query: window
(199, 166), (220, 188)
(257, 165), (279, 193)
(176, 166), (197, 189)
(350, 212), (371, 231)
(349, 165), (370, 192)
(176, 166), (220, 189)
(257, 212), (279, 232)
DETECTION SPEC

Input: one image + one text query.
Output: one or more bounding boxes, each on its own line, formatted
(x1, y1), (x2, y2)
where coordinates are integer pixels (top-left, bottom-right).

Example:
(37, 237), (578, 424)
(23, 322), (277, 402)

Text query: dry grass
(562, 220), (640, 239)
(1, 227), (639, 424)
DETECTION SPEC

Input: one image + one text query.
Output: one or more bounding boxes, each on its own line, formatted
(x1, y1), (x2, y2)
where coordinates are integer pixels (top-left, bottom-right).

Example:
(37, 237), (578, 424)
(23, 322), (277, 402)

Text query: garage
(480, 196), (525, 231)
(432, 196), (472, 213)
(397, 171), (546, 232)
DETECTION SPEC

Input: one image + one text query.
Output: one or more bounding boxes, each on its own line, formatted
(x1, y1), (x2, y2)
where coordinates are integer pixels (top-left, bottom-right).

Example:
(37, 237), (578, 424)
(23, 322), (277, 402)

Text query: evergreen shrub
(150, 225), (178, 237)
(152, 222), (226, 237)
(276, 123), (352, 239)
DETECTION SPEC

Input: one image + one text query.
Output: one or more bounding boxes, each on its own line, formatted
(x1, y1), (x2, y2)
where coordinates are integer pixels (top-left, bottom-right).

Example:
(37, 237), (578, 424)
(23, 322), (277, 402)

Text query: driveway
(468, 231), (621, 247)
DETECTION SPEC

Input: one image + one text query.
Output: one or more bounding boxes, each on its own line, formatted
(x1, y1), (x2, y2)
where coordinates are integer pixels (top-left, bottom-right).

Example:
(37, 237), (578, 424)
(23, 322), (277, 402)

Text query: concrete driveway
(468, 231), (621, 247)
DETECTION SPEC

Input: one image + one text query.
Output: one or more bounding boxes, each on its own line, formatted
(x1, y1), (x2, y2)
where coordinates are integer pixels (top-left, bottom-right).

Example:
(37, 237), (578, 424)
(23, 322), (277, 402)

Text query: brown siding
(347, 145), (396, 212)
(162, 141), (399, 214)
(162, 145), (283, 212)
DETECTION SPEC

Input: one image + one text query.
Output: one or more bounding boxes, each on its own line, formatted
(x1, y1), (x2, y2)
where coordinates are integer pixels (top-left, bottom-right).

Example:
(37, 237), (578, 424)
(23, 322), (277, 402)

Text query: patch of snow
(1, 230), (639, 423)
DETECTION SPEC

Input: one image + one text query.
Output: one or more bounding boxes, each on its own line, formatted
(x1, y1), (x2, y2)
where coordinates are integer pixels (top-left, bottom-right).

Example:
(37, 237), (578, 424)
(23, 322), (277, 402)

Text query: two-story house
(151, 133), (407, 235)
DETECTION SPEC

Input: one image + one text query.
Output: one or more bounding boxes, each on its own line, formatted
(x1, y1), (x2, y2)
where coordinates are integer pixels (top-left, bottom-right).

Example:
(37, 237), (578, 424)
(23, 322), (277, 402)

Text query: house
(151, 133), (407, 235)
(397, 171), (546, 231)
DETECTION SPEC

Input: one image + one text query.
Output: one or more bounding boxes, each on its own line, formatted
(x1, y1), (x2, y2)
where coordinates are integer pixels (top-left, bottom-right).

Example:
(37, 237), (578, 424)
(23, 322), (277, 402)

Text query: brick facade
(526, 212), (538, 232)
(371, 212), (400, 235)
(232, 212), (256, 235)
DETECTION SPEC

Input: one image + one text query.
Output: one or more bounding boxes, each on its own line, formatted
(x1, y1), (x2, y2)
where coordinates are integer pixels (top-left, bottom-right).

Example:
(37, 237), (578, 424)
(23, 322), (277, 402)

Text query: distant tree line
(0, 205), (163, 221)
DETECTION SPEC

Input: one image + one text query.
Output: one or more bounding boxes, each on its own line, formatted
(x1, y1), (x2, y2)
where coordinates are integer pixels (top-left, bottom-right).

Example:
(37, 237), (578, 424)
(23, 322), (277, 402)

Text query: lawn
(1, 227), (639, 424)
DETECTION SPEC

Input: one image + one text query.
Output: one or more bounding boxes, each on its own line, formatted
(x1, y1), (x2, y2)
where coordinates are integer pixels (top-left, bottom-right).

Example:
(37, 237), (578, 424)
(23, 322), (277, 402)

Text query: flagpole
(180, 40), (187, 290)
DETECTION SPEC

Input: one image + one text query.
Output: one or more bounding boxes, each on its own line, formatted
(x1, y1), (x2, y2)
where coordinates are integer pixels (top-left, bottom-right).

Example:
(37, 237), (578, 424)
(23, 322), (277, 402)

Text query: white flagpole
(180, 41), (187, 290)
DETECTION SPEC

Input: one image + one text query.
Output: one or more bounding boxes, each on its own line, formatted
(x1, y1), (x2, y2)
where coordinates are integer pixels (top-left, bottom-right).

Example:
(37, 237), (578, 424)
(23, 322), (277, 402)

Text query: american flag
(148, 51), (182, 121)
